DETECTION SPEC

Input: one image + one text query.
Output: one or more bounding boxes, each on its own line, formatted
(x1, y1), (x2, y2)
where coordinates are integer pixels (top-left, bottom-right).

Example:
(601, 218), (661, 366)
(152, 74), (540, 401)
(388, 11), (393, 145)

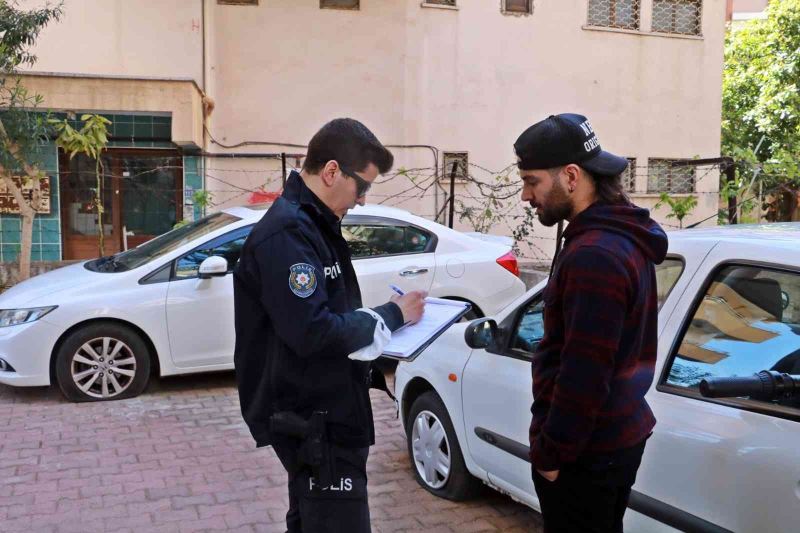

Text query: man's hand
(537, 469), (559, 482)
(391, 291), (427, 324)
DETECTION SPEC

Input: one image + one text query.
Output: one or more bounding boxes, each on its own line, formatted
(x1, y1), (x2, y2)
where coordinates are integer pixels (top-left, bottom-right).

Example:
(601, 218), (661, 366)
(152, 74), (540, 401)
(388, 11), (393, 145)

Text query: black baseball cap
(513, 113), (628, 177)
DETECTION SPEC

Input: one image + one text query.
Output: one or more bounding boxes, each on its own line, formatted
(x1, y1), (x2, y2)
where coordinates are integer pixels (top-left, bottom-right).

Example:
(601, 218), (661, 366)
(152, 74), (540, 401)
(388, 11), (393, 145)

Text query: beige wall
(206, 0), (726, 251)
(22, 0), (727, 260)
(18, 73), (205, 149)
(733, 0), (769, 13)
(19, 0), (203, 84)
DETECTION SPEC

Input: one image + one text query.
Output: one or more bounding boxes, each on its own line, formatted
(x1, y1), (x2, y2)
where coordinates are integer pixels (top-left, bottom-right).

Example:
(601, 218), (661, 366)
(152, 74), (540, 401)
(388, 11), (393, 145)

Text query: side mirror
(464, 318), (498, 349)
(198, 256), (229, 279)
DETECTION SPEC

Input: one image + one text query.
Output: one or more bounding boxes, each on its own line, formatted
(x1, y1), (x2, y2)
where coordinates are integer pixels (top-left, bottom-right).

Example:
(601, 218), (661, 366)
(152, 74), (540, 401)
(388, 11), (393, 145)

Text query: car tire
(55, 323), (151, 402)
(406, 391), (482, 500)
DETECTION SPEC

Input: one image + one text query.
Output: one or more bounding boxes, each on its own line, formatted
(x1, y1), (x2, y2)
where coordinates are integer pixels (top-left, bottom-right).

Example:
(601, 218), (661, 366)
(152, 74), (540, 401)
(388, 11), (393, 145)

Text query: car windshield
(85, 212), (241, 273)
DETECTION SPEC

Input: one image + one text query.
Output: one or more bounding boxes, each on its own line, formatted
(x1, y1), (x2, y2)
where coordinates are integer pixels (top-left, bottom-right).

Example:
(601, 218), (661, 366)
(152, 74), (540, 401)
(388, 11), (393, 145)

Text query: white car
(0, 203), (524, 402)
(395, 223), (800, 533)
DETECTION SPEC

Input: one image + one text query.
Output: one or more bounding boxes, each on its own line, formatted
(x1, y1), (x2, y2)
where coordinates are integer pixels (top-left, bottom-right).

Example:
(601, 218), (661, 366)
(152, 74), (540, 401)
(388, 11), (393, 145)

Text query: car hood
(0, 262), (101, 308)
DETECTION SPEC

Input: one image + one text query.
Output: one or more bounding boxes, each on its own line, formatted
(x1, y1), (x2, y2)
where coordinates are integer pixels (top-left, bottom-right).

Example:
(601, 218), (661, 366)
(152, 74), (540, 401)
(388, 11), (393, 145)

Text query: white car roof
(224, 202), (432, 225)
(222, 203), (509, 251)
(668, 222), (800, 243)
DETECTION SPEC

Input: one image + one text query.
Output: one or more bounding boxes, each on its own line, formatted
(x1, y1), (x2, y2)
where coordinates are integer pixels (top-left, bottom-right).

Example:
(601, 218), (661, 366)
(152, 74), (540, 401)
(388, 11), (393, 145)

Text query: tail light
(496, 251), (520, 277)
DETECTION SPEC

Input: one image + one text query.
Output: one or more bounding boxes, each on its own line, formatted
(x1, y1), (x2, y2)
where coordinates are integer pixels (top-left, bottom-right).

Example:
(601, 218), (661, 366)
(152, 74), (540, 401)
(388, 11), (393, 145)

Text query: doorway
(59, 149), (183, 260)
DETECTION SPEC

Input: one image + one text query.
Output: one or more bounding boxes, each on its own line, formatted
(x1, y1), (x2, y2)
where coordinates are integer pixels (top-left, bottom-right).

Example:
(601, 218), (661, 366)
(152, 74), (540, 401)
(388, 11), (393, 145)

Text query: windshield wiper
(93, 255), (128, 273)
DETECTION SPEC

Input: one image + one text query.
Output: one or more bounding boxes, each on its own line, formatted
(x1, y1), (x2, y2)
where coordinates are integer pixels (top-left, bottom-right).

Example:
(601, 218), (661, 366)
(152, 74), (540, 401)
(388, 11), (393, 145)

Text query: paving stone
(0, 371), (542, 531)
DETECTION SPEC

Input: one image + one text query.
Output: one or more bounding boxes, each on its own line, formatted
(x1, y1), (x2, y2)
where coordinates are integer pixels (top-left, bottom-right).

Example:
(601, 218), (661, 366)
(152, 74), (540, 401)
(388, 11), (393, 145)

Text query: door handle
(400, 268), (429, 276)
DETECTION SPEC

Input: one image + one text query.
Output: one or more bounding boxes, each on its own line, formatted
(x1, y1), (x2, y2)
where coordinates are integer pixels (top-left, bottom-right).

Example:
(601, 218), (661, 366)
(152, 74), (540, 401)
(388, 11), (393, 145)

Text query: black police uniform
(233, 171), (404, 533)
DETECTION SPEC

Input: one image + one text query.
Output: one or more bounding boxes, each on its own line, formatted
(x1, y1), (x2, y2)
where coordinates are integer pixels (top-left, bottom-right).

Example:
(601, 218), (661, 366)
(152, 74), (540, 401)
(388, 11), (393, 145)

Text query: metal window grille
(504, 0), (532, 14)
(587, 0), (641, 30)
(623, 158), (637, 193)
(647, 159), (696, 194)
(652, 0), (702, 36)
(217, 0), (258, 4)
(320, 0), (359, 9)
(443, 152), (469, 182)
(425, 0), (456, 5)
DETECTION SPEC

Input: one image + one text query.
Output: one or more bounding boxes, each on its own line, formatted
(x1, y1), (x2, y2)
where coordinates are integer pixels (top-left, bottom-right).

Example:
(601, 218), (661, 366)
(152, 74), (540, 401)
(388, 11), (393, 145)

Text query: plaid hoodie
(529, 201), (668, 471)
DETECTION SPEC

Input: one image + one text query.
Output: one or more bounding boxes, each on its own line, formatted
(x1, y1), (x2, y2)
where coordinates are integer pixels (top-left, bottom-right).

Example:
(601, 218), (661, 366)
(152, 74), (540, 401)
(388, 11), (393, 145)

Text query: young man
(233, 118), (426, 533)
(514, 113), (668, 533)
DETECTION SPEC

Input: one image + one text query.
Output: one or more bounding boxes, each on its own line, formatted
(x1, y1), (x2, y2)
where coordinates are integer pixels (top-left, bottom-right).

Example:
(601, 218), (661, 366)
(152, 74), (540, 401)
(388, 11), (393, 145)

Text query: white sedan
(0, 203), (524, 402)
(395, 223), (800, 533)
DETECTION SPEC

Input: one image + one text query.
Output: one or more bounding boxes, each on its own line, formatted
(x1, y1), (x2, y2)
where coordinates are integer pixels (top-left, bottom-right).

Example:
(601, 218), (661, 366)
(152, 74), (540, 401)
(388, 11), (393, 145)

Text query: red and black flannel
(529, 201), (668, 471)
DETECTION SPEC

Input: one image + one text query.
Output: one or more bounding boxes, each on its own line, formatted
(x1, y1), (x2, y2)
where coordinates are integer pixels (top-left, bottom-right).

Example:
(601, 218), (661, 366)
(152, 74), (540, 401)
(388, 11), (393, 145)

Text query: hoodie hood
(563, 202), (668, 263)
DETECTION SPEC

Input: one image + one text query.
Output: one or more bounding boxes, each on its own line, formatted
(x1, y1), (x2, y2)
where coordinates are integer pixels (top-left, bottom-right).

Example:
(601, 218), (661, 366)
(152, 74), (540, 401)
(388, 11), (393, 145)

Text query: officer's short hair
(303, 118), (394, 175)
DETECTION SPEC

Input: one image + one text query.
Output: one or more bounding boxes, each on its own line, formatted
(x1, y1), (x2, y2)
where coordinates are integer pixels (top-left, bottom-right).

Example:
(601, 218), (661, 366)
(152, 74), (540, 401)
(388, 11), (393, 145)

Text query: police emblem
(289, 263), (317, 298)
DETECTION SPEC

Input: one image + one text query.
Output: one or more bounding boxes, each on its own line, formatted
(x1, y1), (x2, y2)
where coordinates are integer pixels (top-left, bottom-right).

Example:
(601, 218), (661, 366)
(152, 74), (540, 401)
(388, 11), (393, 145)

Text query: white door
(165, 226), (250, 368)
(460, 258), (691, 505)
(343, 218), (436, 307)
(639, 241), (800, 532)
(461, 293), (542, 496)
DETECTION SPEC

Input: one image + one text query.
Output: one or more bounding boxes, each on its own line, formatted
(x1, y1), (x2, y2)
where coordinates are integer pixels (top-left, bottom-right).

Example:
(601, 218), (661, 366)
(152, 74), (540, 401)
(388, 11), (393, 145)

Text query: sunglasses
(339, 166), (372, 198)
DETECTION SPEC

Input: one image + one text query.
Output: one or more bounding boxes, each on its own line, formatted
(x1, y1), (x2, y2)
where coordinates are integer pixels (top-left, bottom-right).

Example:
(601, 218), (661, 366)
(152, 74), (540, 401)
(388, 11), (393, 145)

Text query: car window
(505, 259), (682, 358)
(511, 297), (545, 355)
(656, 257), (684, 309)
(405, 226), (431, 254)
(173, 226), (252, 280)
(664, 264), (800, 411)
(342, 224), (431, 258)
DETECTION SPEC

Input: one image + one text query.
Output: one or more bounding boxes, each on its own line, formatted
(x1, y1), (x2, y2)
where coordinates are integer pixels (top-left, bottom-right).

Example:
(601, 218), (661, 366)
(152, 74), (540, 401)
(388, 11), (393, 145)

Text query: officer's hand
(391, 291), (427, 325)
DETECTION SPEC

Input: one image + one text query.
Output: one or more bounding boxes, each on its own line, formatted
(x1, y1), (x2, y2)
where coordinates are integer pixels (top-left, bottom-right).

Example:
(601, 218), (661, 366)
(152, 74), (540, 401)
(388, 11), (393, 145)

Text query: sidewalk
(0, 371), (542, 532)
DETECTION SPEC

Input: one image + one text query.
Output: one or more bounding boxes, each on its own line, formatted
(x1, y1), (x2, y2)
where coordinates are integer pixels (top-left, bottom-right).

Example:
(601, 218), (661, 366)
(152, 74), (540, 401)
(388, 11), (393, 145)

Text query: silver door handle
(400, 268), (429, 276)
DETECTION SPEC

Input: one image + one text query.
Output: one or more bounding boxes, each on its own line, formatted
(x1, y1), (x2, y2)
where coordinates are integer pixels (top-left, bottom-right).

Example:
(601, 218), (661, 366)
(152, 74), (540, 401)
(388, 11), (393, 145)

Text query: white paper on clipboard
(382, 297), (470, 359)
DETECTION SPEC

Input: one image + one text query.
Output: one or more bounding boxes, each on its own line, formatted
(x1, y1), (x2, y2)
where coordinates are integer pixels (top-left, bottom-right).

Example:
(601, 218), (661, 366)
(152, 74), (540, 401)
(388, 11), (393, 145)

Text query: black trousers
(272, 442), (371, 533)
(532, 438), (648, 533)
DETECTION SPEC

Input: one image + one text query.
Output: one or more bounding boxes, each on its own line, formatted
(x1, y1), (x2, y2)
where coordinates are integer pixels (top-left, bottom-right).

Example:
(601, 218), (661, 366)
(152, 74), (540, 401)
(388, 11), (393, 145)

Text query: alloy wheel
(69, 337), (137, 399)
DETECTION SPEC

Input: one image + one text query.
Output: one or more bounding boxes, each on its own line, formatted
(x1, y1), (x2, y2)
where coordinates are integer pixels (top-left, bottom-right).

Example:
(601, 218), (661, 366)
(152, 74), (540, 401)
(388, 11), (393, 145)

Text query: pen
(389, 284), (405, 296)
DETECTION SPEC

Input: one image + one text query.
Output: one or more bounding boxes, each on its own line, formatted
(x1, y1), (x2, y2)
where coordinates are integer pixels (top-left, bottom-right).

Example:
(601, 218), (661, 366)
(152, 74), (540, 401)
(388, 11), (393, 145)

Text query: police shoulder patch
(288, 263), (318, 298)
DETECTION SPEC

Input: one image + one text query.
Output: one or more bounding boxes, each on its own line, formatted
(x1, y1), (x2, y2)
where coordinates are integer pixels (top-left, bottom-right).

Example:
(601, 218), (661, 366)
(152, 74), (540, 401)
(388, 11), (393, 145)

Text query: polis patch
(289, 263), (318, 298)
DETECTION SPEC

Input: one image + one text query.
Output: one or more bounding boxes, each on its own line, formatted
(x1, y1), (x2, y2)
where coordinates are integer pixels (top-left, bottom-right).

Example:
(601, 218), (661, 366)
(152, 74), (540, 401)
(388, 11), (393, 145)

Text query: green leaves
(655, 193), (698, 228)
(0, 1), (64, 72)
(723, 0), (800, 188)
(50, 114), (111, 160)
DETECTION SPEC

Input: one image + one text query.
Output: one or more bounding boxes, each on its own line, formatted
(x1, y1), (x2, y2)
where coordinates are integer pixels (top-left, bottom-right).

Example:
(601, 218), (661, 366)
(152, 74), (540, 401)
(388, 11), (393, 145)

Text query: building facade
(7, 0), (726, 262)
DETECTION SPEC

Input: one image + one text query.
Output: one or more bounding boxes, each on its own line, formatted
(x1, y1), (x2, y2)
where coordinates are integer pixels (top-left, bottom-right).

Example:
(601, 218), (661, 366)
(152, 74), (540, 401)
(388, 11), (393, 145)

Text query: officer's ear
(321, 160), (340, 188)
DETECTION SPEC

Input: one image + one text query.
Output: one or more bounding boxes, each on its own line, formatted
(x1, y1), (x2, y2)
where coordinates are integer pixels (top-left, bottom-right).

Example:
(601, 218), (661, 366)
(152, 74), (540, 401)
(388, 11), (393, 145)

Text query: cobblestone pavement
(0, 371), (543, 532)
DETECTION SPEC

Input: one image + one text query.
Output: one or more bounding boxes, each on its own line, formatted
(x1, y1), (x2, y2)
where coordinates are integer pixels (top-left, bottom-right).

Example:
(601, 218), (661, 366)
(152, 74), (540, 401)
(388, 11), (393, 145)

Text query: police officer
(233, 118), (426, 533)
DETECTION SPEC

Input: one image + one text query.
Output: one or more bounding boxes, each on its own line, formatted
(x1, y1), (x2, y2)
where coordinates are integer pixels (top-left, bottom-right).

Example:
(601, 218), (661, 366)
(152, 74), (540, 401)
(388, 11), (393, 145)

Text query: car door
(165, 225), (251, 368)
(461, 292), (542, 502)
(460, 258), (688, 508)
(639, 241), (800, 532)
(342, 215), (436, 307)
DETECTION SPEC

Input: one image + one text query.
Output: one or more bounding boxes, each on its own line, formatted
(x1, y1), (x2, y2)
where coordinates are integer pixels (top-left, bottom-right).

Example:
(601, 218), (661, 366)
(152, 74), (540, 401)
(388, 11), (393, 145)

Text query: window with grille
(320, 0), (359, 9)
(443, 152), (469, 182)
(587, 0), (641, 30)
(504, 0), (532, 14)
(647, 159), (696, 194)
(424, 0), (456, 6)
(652, 0), (702, 35)
(217, 0), (258, 4)
(623, 158), (637, 193)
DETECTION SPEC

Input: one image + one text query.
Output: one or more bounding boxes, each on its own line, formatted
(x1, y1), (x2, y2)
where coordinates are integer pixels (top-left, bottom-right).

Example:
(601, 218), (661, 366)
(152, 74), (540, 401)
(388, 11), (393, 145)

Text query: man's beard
(534, 180), (572, 227)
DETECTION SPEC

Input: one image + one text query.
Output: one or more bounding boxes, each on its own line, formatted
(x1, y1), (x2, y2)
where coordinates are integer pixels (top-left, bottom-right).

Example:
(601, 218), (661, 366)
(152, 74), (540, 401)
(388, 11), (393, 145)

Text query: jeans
(532, 438), (648, 533)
